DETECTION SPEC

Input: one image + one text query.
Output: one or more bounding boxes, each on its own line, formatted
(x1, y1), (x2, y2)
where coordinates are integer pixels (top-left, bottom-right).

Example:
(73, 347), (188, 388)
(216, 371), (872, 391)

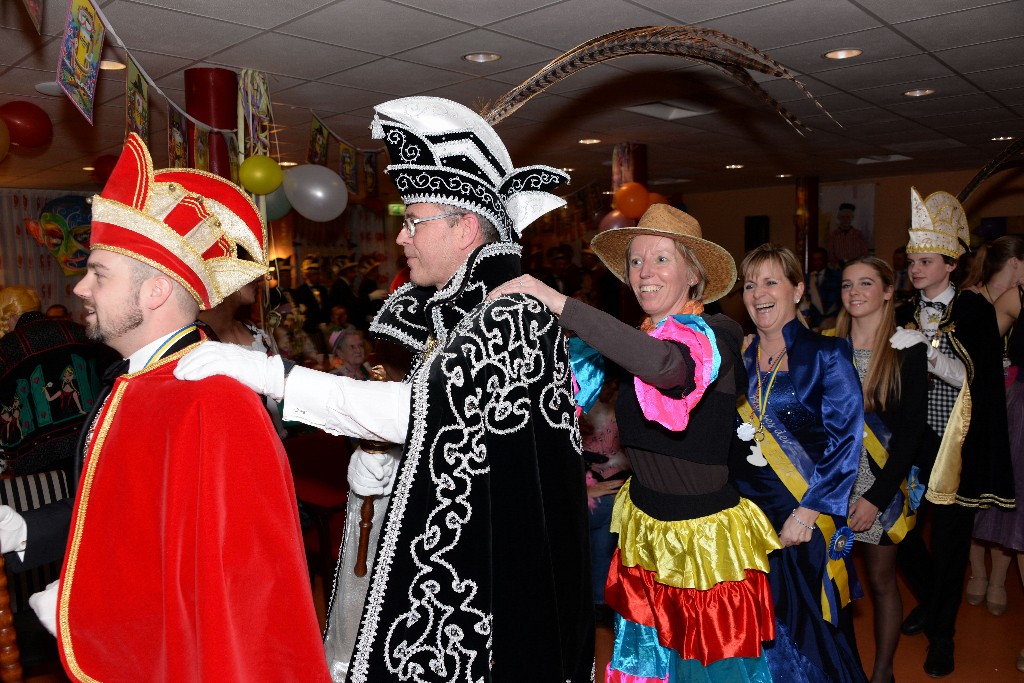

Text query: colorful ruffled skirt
(605, 479), (781, 682)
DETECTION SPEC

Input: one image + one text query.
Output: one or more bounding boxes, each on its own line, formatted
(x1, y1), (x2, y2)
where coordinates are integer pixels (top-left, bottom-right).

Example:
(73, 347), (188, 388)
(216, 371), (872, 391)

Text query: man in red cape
(13, 134), (329, 682)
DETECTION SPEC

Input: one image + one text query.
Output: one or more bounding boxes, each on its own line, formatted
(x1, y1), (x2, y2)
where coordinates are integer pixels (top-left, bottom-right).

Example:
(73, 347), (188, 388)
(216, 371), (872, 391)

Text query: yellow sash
(862, 421), (918, 543)
(738, 397), (852, 623)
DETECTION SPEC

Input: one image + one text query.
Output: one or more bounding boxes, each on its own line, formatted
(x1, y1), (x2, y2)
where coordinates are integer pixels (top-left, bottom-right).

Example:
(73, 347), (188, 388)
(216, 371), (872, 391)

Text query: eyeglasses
(402, 211), (463, 237)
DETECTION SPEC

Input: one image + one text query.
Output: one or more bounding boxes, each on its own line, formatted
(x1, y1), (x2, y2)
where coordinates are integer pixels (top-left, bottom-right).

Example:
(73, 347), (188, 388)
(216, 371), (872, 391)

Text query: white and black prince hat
(370, 96), (569, 243)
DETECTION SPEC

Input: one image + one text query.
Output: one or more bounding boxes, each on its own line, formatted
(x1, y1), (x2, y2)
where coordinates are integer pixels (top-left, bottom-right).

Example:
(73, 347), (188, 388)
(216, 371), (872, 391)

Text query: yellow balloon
(239, 155), (283, 195)
(0, 118), (9, 163)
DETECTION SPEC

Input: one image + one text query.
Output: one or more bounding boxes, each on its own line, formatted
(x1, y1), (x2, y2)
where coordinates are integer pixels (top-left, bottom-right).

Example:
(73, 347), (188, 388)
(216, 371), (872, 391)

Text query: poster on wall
(167, 108), (188, 168)
(57, 0), (104, 124)
(125, 55), (149, 144)
(363, 151), (378, 198)
(339, 141), (358, 194)
(193, 126), (209, 171)
(819, 183), (875, 267)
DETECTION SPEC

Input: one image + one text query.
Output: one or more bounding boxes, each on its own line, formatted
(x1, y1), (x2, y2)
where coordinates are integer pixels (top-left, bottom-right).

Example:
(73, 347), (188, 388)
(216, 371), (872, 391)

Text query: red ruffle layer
(605, 549), (775, 665)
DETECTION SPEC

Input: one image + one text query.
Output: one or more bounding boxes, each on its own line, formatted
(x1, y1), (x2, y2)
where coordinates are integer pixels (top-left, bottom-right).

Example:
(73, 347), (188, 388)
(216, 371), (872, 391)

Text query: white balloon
(282, 164), (348, 222)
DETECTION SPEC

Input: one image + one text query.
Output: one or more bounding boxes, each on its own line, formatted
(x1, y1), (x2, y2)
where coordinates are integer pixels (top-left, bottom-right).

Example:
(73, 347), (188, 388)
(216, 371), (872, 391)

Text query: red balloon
(597, 209), (635, 232)
(614, 182), (649, 219)
(92, 154), (119, 186)
(0, 101), (53, 148)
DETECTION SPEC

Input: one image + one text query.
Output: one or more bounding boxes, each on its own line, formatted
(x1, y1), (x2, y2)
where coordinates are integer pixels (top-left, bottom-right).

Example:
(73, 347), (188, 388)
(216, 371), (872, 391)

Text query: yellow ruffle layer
(611, 478), (782, 591)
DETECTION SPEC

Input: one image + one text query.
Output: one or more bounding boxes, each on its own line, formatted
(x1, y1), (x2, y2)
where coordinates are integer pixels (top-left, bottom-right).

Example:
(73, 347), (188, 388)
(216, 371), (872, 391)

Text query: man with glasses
(176, 96), (593, 683)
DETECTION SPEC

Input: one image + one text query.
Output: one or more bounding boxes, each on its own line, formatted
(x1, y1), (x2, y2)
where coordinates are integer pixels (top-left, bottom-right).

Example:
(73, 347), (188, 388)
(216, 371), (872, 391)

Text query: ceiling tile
(488, 0), (668, 50)
(934, 36), (1024, 73)
(131, 0), (336, 29)
(813, 53), (956, 91)
(394, 29), (560, 74)
(895, 2), (1024, 51)
(968, 64), (1024, 91)
(272, 81), (386, 114)
(389, 0), (563, 26)
(707, 0), (881, 50)
(768, 27), (923, 76)
(212, 33), (376, 80)
(322, 58), (468, 94)
(852, 0), (1007, 24)
(99, 3), (262, 60)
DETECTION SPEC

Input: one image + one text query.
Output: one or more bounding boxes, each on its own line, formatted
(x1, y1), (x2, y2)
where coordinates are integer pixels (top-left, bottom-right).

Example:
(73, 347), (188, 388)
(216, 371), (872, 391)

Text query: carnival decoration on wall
(23, 195), (92, 276)
(363, 151), (377, 198)
(193, 125), (210, 171)
(57, 0), (104, 124)
(339, 140), (357, 194)
(20, 0), (42, 34)
(125, 55), (149, 143)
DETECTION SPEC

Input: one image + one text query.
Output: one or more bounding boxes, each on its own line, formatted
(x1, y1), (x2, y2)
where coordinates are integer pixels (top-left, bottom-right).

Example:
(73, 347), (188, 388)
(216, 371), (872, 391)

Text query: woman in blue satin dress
(732, 244), (868, 683)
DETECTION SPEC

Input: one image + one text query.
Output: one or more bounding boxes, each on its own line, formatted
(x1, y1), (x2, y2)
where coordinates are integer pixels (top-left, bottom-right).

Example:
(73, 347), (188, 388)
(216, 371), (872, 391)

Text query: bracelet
(790, 508), (816, 530)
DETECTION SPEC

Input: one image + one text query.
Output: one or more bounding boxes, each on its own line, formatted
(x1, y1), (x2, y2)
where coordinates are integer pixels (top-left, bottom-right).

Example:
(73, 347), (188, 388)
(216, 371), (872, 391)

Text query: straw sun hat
(591, 203), (737, 304)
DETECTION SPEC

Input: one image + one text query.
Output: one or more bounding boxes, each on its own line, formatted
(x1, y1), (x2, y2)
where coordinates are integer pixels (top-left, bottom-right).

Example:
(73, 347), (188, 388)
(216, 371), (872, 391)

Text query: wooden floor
(24, 560), (1024, 682)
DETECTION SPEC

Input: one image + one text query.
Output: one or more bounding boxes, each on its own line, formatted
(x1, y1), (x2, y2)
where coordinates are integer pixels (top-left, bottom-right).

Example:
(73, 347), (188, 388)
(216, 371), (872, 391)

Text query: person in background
(0, 285), (114, 475)
(892, 246), (913, 303)
(802, 246), (842, 331)
(329, 328), (370, 380)
(175, 96), (593, 682)
(960, 236), (1024, 617)
(579, 376), (629, 627)
(734, 243), (867, 683)
(292, 254), (330, 353)
(490, 204), (781, 682)
(835, 256), (929, 683)
(891, 189), (1014, 678)
(827, 202), (869, 267)
(0, 134), (329, 681)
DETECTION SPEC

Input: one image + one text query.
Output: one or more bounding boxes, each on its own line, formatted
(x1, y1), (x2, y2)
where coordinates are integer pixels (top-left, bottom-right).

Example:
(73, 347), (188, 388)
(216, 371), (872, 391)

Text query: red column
(184, 68), (236, 179)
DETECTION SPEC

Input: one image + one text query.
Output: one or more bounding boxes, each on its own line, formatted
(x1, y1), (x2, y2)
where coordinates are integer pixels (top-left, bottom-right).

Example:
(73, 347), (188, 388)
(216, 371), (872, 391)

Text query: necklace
(738, 341), (787, 442)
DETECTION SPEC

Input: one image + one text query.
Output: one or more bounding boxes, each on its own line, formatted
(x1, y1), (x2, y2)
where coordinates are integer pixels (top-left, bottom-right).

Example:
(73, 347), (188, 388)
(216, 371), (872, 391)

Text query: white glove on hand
(173, 342), (286, 401)
(0, 505), (27, 555)
(347, 445), (400, 497)
(889, 327), (936, 359)
(29, 579), (59, 637)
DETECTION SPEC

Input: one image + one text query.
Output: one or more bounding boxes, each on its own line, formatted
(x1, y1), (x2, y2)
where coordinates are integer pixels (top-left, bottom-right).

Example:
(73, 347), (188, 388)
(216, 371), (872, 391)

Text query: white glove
(173, 342), (286, 401)
(889, 327), (936, 359)
(29, 579), (59, 637)
(347, 445), (400, 497)
(0, 505), (27, 556)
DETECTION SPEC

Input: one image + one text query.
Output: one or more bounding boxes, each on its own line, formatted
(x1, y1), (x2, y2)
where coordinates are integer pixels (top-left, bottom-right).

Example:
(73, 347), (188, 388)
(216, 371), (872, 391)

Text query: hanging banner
(363, 151), (378, 198)
(307, 115), (329, 166)
(167, 108), (188, 168)
(57, 0), (104, 124)
(21, 0), (43, 34)
(125, 55), (149, 144)
(240, 70), (272, 157)
(225, 133), (240, 185)
(339, 141), (358, 194)
(194, 126), (210, 171)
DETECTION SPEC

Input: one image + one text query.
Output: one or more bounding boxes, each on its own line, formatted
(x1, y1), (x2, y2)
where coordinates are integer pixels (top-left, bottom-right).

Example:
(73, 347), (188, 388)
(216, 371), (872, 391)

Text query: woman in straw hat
(489, 204), (781, 681)
(734, 243), (867, 682)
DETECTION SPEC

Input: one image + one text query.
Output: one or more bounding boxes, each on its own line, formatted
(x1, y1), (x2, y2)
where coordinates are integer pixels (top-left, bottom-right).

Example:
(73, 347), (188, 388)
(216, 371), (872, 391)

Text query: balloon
(92, 154), (119, 186)
(647, 192), (668, 207)
(0, 119), (8, 163)
(597, 209), (635, 232)
(264, 184), (292, 221)
(614, 182), (649, 219)
(239, 154), (283, 195)
(0, 101), (53, 147)
(283, 164), (348, 222)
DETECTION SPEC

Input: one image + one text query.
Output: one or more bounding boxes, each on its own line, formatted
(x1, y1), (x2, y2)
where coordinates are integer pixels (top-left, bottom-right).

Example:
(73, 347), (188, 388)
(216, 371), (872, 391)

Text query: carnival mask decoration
(24, 195), (92, 275)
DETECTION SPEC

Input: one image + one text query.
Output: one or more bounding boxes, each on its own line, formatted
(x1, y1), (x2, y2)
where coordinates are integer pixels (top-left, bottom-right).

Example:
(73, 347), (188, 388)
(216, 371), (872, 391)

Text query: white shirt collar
(922, 284), (955, 306)
(126, 329), (181, 373)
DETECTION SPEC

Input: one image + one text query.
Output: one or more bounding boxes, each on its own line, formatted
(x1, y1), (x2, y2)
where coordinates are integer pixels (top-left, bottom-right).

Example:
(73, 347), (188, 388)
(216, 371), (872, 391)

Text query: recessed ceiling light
(903, 88), (935, 97)
(279, 161), (298, 167)
(725, 164), (744, 170)
(776, 173), (792, 178)
(561, 168), (574, 172)
(578, 138), (601, 145)
(34, 81), (63, 96)
(81, 166), (95, 171)
(824, 48), (862, 60)
(99, 60), (126, 71)
(463, 52), (501, 63)
(992, 135), (1015, 141)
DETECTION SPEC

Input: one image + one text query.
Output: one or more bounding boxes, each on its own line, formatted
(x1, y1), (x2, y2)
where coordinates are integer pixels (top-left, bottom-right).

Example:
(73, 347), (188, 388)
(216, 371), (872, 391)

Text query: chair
(0, 469), (72, 683)
(284, 431), (351, 606)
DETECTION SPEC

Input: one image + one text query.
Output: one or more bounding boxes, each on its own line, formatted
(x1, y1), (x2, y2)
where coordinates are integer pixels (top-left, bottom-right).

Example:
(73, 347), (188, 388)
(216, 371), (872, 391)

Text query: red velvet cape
(57, 347), (330, 682)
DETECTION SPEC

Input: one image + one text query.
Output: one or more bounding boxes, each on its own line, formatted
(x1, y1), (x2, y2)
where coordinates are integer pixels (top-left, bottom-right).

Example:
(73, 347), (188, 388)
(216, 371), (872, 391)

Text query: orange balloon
(614, 182), (649, 219)
(647, 192), (668, 207)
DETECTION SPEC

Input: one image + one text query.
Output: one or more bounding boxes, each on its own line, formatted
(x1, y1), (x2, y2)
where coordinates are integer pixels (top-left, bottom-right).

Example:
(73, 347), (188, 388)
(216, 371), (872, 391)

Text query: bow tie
(921, 299), (947, 315)
(101, 358), (130, 385)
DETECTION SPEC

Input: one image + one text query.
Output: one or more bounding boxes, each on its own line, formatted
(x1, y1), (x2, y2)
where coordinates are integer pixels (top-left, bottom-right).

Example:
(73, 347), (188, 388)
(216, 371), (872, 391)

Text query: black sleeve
(4, 498), (73, 572)
(862, 346), (929, 509)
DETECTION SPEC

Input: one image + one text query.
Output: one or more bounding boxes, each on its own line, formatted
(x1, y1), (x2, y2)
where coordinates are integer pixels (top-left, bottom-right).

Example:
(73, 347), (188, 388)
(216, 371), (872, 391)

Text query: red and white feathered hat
(88, 133), (268, 309)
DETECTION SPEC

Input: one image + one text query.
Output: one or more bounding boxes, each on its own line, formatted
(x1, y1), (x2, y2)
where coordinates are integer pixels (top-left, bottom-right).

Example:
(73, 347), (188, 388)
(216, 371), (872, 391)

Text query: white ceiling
(0, 0), (1022, 195)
